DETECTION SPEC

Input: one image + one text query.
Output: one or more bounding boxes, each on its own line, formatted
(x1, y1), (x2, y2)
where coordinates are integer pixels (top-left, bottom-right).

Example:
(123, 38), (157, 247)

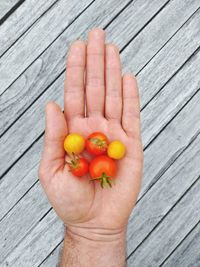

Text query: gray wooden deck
(0, 0), (200, 266)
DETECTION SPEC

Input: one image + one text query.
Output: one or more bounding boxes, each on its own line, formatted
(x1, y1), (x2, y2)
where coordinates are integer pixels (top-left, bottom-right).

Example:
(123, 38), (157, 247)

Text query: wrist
(60, 225), (127, 267)
(66, 225), (127, 243)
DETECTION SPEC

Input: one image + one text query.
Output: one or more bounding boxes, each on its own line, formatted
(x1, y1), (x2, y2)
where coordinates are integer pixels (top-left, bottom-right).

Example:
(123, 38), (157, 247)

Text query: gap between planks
(160, 220), (200, 266)
(0, 0), (61, 58)
(0, 0), (25, 25)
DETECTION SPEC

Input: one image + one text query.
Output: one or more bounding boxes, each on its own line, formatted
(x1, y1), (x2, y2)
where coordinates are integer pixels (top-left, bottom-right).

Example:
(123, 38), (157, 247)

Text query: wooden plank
(141, 48), (200, 148)
(0, 139), (43, 220)
(161, 222), (200, 267)
(1, 0), (153, 57)
(1, 79), (200, 265)
(0, 0), (137, 95)
(123, 6), (200, 108)
(1, 2), (200, 179)
(127, 176), (200, 266)
(0, 0), (171, 136)
(1, 210), (63, 267)
(126, 128), (200, 256)
(1, 0), (199, 136)
(0, 183), (50, 262)
(0, 0), (59, 57)
(0, 0), (21, 21)
(0, 0), (94, 94)
(107, 0), (199, 50)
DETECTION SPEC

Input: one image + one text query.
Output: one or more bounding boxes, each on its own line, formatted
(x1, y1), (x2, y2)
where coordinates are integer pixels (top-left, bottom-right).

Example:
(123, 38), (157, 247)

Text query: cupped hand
(39, 28), (143, 239)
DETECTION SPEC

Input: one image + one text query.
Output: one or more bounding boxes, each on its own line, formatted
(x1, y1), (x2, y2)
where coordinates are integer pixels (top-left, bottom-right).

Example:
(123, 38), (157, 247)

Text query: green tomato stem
(90, 173), (112, 188)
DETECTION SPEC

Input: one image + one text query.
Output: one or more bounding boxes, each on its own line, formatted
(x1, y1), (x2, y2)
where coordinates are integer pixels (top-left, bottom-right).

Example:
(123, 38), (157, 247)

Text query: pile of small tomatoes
(64, 132), (126, 188)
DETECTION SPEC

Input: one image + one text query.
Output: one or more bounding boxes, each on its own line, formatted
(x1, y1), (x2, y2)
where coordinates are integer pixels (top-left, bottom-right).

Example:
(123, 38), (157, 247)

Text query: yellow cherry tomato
(64, 133), (85, 155)
(107, 140), (126, 160)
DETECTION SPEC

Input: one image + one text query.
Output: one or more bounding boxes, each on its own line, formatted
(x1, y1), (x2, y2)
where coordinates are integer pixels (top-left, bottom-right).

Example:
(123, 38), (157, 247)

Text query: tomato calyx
(66, 153), (89, 177)
(89, 138), (107, 149)
(90, 172), (113, 188)
(66, 153), (80, 170)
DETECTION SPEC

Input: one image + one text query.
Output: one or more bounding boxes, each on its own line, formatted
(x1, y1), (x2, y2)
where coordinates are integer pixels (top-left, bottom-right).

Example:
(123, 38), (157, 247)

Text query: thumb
(39, 102), (68, 183)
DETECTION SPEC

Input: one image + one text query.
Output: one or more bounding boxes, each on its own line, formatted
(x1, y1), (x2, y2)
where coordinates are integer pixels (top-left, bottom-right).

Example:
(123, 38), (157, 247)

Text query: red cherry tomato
(89, 155), (117, 188)
(86, 132), (109, 156)
(68, 157), (89, 177)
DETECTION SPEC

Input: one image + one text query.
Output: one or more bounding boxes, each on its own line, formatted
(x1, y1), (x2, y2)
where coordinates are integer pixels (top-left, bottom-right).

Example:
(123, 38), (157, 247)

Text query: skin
(38, 28), (143, 267)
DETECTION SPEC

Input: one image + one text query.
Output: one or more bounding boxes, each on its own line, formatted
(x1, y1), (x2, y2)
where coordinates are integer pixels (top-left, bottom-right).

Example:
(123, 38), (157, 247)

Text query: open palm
(39, 29), (143, 237)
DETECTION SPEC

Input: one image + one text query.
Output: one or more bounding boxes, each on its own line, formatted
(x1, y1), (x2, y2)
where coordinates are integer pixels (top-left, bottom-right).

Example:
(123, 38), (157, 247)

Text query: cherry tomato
(64, 133), (85, 155)
(86, 132), (109, 156)
(89, 155), (117, 188)
(68, 156), (89, 177)
(107, 140), (126, 160)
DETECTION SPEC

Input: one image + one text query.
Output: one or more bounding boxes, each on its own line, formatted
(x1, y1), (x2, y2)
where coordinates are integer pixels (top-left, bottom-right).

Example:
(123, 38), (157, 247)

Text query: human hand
(38, 28), (143, 263)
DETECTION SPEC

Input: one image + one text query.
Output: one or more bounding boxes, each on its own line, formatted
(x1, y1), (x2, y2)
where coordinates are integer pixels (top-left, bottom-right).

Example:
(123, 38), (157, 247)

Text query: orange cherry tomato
(89, 155), (117, 188)
(86, 132), (109, 156)
(68, 156), (89, 177)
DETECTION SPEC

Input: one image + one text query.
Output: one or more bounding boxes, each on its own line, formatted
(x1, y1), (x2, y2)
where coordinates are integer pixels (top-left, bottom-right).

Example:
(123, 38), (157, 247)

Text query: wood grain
(0, 0), (59, 56)
(141, 48), (200, 147)
(2, 210), (63, 266)
(1, 0), (199, 178)
(127, 125), (200, 256)
(0, 183), (50, 262)
(0, 0), (134, 96)
(0, 0), (95, 95)
(0, 0), (21, 21)
(1, 0), (200, 265)
(128, 175), (200, 266)
(161, 222), (200, 267)
(124, 6), (200, 108)
(0, 0), (171, 136)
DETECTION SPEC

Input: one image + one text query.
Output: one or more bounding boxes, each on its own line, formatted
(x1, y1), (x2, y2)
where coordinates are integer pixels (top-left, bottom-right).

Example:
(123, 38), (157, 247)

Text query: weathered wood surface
(1, 0), (199, 177)
(0, 0), (134, 95)
(0, 0), (59, 57)
(0, 0), (22, 21)
(1, 0), (199, 140)
(2, 210), (64, 267)
(0, 0), (96, 94)
(0, 0), (171, 136)
(1, 0), (199, 223)
(1, 0), (200, 266)
(127, 116), (200, 255)
(162, 222), (200, 267)
(128, 175), (200, 266)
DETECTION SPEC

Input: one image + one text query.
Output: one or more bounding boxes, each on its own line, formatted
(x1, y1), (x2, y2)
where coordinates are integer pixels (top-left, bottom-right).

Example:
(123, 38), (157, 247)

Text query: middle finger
(86, 28), (105, 117)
